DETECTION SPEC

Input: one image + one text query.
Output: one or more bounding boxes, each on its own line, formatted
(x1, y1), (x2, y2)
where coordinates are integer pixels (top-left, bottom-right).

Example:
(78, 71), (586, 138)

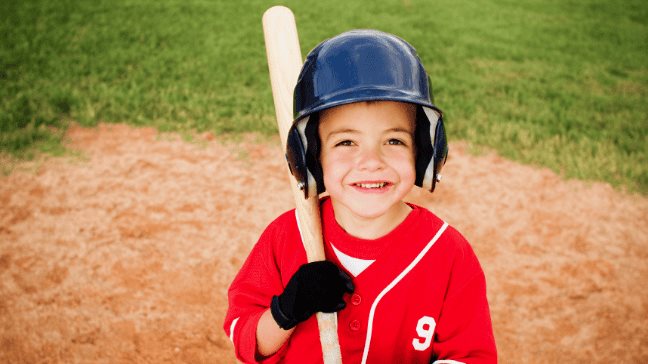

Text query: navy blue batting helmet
(286, 29), (448, 198)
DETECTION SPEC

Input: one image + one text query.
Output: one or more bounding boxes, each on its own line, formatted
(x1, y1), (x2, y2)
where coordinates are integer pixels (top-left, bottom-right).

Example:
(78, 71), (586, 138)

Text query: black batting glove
(271, 261), (354, 330)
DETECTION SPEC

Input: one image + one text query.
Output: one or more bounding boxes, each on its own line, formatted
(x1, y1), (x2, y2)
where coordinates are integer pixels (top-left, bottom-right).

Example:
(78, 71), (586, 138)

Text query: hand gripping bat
(262, 6), (343, 364)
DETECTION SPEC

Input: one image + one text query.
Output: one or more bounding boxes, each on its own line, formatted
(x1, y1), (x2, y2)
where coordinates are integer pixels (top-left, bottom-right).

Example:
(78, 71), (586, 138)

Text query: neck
(332, 201), (412, 240)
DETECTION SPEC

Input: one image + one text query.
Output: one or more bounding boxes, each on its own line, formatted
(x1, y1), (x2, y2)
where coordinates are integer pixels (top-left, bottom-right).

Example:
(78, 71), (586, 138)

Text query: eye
(335, 140), (354, 147)
(387, 138), (406, 146)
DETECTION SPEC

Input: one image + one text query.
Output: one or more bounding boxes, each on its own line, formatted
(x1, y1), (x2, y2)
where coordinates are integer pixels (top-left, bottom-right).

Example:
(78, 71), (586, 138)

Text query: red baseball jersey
(224, 198), (496, 363)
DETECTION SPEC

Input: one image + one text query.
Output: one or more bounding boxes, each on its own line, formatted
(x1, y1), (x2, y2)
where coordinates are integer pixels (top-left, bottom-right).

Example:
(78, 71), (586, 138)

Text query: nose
(356, 145), (385, 171)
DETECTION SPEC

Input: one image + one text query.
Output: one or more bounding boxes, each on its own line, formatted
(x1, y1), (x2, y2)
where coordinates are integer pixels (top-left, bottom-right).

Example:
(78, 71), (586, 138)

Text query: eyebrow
(323, 128), (358, 142)
(323, 127), (412, 142)
(385, 127), (413, 134)
(326, 128), (358, 135)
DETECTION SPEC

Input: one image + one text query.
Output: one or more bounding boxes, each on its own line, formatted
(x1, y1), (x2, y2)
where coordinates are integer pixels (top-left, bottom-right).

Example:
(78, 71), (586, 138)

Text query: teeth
(357, 182), (387, 189)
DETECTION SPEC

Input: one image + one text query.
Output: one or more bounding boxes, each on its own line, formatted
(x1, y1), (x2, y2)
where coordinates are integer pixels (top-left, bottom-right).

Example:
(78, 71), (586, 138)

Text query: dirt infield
(1, 123), (647, 363)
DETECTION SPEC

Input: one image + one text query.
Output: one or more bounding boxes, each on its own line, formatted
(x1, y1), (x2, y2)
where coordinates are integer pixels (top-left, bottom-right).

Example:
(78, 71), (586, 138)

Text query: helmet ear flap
(286, 123), (309, 198)
(285, 115), (324, 199)
(431, 116), (448, 191)
(415, 107), (448, 192)
(414, 107), (434, 188)
(303, 113), (325, 195)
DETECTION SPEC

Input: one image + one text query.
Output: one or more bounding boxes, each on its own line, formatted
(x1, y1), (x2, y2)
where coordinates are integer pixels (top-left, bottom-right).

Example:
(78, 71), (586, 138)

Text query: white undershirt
(330, 242), (375, 277)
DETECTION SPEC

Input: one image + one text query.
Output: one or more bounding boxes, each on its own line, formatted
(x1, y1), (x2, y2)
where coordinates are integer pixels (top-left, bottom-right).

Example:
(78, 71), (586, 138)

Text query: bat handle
(317, 312), (342, 363)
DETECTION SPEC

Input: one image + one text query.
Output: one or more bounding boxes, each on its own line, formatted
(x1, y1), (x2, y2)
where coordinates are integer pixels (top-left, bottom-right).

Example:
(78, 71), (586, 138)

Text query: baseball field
(1, 0), (647, 363)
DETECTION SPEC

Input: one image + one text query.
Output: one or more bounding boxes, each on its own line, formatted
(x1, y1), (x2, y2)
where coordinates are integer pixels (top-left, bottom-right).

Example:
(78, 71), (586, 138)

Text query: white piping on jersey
(433, 360), (466, 364)
(360, 222), (449, 364)
(229, 317), (239, 343)
(330, 242), (375, 277)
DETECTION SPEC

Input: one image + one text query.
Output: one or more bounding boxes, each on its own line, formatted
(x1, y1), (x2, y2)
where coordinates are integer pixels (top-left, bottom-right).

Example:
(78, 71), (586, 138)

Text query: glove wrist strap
(271, 295), (299, 330)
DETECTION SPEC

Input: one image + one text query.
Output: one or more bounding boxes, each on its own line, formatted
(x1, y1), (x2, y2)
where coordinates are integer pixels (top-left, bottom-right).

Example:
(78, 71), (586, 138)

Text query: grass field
(1, 0), (647, 193)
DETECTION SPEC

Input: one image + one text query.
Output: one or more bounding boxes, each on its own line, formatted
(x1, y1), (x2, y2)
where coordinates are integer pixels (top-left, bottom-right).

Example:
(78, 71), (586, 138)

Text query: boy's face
(319, 101), (416, 221)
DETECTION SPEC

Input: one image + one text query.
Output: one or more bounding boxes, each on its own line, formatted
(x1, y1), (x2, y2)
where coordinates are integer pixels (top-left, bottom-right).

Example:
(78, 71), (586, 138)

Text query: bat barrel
(262, 6), (302, 151)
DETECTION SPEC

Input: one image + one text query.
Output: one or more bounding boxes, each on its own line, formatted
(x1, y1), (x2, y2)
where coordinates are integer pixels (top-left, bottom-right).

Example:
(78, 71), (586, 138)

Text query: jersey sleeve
(432, 228), (497, 364)
(223, 212), (294, 363)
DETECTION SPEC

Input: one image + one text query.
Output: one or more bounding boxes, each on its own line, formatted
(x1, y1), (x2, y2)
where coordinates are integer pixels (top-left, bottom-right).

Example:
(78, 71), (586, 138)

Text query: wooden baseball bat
(262, 6), (343, 364)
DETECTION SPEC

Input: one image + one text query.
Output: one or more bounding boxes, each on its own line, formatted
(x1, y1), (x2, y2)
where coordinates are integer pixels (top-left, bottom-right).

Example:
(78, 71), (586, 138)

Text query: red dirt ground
(1, 123), (647, 363)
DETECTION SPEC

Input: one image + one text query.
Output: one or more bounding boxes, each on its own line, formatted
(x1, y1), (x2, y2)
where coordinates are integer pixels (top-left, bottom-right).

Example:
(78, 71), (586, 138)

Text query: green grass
(1, 0), (647, 193)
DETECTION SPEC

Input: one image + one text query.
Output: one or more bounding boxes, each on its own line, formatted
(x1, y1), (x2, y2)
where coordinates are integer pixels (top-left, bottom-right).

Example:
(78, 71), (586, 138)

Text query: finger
(335, 301), (347, 311)
(337, 271), (355, 293)
(344, 279), (354, 293)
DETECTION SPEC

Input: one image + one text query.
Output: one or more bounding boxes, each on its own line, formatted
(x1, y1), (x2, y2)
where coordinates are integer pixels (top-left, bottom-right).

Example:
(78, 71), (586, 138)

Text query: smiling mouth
(353, 182), (390, 189)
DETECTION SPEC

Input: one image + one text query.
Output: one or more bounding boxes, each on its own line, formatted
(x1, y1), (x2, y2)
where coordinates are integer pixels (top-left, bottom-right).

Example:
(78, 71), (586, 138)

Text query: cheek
(391, 149), (416, 182)
(403, 164), (416, 184)
(321, 147), (352, 168)
(401, 160), (416, 183)
(320, 150), (345, 185)
(320, 149), (360, 192)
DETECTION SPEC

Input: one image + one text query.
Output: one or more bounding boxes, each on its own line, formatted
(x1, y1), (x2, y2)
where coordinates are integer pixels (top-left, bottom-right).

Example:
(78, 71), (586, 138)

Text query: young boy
(224, 30), (496, 363)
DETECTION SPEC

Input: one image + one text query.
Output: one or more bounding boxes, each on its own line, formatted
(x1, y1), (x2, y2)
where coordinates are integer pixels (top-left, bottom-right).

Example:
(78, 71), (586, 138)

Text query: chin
(341, 198), (403, 220)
